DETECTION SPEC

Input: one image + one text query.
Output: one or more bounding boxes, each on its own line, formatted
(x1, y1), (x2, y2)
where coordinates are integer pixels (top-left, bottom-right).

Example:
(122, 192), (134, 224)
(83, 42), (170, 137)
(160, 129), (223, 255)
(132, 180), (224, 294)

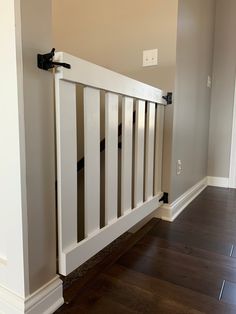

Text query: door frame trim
(229, 77), (236, 188)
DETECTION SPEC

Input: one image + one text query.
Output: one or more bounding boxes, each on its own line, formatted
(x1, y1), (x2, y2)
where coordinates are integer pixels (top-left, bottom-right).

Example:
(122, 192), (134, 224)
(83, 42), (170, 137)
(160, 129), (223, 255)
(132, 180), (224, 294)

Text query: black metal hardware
(37, 48), (71, 71)
(162, 92), (172, 105)
(159, 192), (169, 204)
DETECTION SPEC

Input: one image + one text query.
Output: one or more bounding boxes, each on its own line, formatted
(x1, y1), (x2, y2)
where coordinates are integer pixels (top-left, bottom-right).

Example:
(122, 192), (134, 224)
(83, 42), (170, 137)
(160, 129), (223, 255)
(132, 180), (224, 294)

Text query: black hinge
(159, 192), (169, 204)
(37, 48), (71, 71)
(162, 92), (173, 105)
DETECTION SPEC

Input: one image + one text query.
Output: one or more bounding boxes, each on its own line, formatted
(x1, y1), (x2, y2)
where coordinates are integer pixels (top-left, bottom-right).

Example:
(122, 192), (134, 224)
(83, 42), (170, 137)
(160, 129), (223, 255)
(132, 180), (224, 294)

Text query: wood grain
(56, 186), (236, 313)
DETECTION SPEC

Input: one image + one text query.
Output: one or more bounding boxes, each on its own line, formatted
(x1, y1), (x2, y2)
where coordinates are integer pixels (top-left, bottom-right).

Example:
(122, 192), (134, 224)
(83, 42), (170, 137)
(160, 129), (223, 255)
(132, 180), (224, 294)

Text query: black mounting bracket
(159, 192), (169, 204)
(162, 92), (173, 105)
(37, 48), (71, 71)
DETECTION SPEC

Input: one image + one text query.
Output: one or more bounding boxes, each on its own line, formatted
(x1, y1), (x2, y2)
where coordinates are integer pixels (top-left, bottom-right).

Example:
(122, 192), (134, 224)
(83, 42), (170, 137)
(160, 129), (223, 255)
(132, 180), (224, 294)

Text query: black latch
(162, 92), (172, 105)
(37, 48), (71, 71)
(159, 192), (169, 204)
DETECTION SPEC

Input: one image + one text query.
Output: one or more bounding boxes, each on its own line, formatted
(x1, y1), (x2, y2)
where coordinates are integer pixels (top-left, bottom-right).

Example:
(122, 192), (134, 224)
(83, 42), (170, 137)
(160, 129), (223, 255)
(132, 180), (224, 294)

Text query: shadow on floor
(56, 186), (236, 313)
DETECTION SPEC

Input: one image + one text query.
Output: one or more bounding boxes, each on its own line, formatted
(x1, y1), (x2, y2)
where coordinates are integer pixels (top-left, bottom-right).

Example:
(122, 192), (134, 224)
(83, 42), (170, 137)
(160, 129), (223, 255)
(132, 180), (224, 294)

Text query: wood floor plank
(149, 221), (233, 256)
(139, 235), (236, 269)
(91, 273), (204, 314)
(56, 186), (236, 313)
(60, 291), (138, 314)
(118, 247), (222, 298)
(132, 241), (236, 284)
(220, 280), (236, 306)
(232, 246), (236, 258)
(106, 264), (236, 314)
(163, 220), (236, 246)
(177, 207), (236, 227)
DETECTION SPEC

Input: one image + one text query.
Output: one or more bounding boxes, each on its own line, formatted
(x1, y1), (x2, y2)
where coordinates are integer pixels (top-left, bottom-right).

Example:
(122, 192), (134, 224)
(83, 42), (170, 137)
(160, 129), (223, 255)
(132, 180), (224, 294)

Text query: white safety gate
(54, 52), (166, 276)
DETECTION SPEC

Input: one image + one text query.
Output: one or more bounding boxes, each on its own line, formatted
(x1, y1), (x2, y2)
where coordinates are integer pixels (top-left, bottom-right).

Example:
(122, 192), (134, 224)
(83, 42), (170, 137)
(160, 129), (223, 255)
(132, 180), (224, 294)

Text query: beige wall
(52, 0), (178, 192)
(21, 0), (57, 293)
(54, 0), (230, 203)
(208, 0), (236, 178)
(170, 0), (216, 202)
(53, 0), (178, 91)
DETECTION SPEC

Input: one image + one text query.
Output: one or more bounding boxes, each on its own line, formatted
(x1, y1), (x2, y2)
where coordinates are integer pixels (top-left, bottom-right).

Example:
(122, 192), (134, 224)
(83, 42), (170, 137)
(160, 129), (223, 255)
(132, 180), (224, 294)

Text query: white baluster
(84, 87), (100, 236)
(105, 92), (119, 224)
(121, 97), (133, 214)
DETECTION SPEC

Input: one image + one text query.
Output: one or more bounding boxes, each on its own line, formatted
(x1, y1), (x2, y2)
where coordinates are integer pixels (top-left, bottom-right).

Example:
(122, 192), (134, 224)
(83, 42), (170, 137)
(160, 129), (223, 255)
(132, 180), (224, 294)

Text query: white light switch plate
(143, 49), (158, 67)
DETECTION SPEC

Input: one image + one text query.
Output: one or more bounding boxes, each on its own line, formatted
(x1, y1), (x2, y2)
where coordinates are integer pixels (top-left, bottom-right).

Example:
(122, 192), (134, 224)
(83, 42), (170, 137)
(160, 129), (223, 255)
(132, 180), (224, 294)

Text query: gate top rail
(54, 52), (167, 105)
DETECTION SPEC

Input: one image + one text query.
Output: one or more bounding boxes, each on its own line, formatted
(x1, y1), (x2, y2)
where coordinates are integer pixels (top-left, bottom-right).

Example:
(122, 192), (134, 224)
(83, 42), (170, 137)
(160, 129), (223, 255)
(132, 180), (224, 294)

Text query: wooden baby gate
(54, 52), (168, 276)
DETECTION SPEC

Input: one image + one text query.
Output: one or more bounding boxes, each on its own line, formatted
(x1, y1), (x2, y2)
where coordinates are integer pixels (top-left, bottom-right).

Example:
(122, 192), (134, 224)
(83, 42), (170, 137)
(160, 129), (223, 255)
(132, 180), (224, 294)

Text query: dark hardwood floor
(56, 186), (236, 313)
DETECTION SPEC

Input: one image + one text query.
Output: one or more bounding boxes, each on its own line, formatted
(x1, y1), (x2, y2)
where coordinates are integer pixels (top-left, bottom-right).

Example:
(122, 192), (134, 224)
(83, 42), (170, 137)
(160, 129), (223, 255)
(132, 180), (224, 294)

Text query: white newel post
(0, 1), (63, 313)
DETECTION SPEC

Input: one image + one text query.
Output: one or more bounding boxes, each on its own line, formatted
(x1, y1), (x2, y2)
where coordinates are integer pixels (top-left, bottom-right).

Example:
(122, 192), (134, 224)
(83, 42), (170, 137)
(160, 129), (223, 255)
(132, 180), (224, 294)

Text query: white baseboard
(207, 176), (229, 188)
(0, 276), (64, 314)
(156, 177), (208, 222)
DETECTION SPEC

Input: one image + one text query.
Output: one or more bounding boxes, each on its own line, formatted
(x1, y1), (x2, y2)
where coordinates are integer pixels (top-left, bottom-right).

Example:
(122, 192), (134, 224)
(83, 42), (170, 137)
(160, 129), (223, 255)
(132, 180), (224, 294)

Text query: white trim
(60, 193), (162, 275)
(156, 177), (208, 222)
(54, 52), (166, 104)
(54, 50), (166, 277)
(0, 0), (30, 297)
(229, 78), (236, 188)
(0, 277), (63, 314)
(207, 176), (229, 188)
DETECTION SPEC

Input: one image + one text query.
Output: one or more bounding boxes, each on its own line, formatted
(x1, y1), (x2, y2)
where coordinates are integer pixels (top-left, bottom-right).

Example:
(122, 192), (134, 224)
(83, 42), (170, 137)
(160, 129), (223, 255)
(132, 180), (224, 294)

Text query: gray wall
(21, 0), (57, 294)
(208, 0), (236, 178)
(52, 0), (179, 194)
(170, 0), (216, 202)
(52, 0), (178, 92)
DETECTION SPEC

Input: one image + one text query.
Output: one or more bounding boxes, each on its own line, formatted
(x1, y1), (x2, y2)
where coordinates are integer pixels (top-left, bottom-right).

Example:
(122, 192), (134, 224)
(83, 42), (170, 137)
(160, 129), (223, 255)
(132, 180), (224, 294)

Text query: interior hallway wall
(208, 0), (236, 179)
(52, 0), (178, 91)
(21, 0), (57, 293)
(52, 0), (179, 193)
(170, 0), (216, 202)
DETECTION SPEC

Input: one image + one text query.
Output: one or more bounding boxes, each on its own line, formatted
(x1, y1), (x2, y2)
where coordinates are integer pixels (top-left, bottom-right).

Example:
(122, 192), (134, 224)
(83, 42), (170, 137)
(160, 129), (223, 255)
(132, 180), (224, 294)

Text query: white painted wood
(84, 87), (101, 236)
(0, 3), (63, 313)
(207, 176), (229, 188)
(121, 97), (133, 214)
(145, 102), (156, 200)
(229, 79), (236, 188)
(158, 176), (231, 223)
(134, 100), (146, 207)
(0, 276), (63, 314)
(156, 177), (207, 222)
(60, 193), (162, 275)
(154, 105), (164, 195)
(54, 52), (167, 277)
(55, 80), (78, 255)
(54, 52), (166, 104)
(105, 93), (119, 224)
(0, 3), (65, 313)
(0, 0), (30, 297)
